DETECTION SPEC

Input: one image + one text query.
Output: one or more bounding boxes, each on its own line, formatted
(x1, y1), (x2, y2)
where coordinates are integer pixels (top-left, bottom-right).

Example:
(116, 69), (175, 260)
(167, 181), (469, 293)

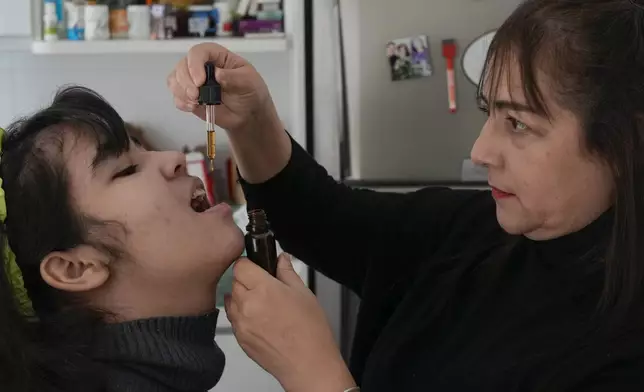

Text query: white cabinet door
(0, 0), (32, 36)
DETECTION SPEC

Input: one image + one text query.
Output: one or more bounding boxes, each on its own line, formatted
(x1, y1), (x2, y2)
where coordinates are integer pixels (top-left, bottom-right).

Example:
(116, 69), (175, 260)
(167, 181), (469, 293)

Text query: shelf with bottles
(31, 35), (288, 54)
(34, 0), (286, 54)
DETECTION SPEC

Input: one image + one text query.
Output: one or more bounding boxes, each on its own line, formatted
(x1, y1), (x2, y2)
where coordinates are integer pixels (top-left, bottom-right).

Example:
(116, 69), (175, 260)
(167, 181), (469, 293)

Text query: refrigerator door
(339, 0), (521, 182)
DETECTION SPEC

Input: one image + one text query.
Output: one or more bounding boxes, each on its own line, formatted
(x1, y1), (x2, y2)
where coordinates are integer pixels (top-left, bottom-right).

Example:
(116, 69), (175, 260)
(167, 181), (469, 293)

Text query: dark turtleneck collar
(524, 208), (613, 266)
(92, 310), (225, 392)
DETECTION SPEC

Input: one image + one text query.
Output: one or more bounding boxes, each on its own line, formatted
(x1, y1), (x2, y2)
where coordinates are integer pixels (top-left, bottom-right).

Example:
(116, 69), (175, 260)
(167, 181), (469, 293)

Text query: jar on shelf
(85, 3), (110, 40)
(127, 4), (151, 40)
(167, 4), (190, 38)
(150, 3), (169, 39)
(108, 0), (131, 39)
(188, 4), (215, 38)
(214, 1), (233, 37)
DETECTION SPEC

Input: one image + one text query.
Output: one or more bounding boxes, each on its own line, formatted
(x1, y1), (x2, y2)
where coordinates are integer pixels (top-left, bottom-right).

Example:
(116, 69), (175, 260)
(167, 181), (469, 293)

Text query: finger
(167, 71), (193, 106)
(174, 97), (196, 113)
(215, 67), (256, 93)
(224, 293), (239, 323)
(233, 258), (272, 290)
(186, 43), (232, 87)
(175, 57), (200, 102)
(231, 278), (249, 298)
(276, 253), (306, 289)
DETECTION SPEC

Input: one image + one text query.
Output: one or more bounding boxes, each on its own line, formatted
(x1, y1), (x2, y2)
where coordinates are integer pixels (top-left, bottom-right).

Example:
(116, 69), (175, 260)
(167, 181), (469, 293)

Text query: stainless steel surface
(339, 0), (521, 181)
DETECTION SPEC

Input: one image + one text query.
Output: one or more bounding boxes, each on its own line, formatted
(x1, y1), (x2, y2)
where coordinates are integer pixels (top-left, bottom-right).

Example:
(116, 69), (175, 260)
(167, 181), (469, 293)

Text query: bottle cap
(198, 62), (222, 105)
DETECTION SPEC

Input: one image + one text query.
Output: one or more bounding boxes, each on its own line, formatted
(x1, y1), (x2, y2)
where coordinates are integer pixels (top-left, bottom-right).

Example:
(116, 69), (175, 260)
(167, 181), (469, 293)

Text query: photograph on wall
(386, 35), (433, 81)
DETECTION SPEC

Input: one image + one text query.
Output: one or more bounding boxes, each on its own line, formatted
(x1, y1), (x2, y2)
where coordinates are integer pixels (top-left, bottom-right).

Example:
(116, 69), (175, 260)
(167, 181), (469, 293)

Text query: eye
(478, 104), (490, 116)
(113, 164), (138, 179)
(505, 116), (529, 133)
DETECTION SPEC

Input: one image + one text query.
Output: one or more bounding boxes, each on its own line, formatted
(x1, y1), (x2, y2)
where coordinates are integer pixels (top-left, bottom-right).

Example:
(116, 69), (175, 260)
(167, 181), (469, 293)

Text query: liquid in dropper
(198, 62), (222, 171)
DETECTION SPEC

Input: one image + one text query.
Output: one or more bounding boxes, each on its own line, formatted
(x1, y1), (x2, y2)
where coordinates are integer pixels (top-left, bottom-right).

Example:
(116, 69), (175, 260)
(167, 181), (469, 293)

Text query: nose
(470, 118), (502, 168)
(159, 151), (188, 179)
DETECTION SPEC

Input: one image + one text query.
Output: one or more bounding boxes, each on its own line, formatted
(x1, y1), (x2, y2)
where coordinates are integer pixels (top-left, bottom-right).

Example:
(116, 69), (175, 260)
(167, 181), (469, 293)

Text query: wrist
(281, 357), (356, 392)
(227, 102), (291, 184)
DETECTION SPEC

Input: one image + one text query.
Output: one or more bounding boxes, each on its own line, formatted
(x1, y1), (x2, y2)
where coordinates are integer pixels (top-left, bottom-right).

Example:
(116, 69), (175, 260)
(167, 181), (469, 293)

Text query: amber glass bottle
(245, 209), (278, 276)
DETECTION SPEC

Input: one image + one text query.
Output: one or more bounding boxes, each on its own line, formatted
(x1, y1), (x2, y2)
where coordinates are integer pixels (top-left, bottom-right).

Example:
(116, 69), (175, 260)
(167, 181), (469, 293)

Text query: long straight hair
(480, 0), (644, 322)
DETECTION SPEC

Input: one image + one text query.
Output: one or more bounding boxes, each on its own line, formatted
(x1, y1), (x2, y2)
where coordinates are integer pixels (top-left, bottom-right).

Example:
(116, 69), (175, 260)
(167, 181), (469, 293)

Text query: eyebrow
(90, 148), (129, 178)
(90, 137), (139, 176)
(90, 152), (114, 177)
(478, 95), (535, 113)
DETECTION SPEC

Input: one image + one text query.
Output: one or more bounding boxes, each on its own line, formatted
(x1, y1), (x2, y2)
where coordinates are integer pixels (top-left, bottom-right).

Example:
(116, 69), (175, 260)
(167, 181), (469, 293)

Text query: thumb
(276, 253), (305, 289)
(215, 67), (254, 93)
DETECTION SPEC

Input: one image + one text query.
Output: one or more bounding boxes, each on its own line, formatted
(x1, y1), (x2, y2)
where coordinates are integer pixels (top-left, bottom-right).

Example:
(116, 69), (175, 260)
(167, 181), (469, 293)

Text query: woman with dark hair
(0, 86), (243, 392)
(386, 41), (398, 79)
(393, 42), (413, 80)
(169, 0), (644, 391)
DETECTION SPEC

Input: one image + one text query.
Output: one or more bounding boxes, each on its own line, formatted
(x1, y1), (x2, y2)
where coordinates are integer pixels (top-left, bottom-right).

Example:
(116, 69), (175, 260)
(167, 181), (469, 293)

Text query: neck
(524, 205), (611, 241)
(93, 278), (219, 322)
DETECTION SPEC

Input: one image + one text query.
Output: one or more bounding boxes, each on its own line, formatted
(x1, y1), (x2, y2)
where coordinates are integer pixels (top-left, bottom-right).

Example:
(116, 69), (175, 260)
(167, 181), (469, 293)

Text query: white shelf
(31, 36), (289, 55)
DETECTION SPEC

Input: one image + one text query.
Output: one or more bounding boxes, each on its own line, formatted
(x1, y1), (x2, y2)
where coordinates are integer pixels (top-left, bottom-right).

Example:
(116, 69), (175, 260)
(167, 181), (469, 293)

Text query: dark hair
(481, 0), (644, 320)
(396, 43), (410, 57)
(0, 86), (132, 391)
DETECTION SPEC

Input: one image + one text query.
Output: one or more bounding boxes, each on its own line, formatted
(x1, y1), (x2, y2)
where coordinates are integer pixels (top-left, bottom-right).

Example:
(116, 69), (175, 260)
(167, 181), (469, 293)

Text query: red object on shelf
(442, 39), (457, 113)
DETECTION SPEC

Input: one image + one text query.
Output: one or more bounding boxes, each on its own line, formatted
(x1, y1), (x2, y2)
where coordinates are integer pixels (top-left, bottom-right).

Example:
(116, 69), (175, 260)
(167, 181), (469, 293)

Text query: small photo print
(386, 35), (433, 82)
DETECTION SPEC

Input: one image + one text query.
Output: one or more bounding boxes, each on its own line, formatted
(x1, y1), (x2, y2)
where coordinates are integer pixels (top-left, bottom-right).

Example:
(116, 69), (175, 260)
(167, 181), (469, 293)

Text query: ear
(40, 246), (110, 293)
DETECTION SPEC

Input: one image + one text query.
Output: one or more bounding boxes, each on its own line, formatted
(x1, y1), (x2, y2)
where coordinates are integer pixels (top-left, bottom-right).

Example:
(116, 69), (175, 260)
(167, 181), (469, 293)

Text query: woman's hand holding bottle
(225, 254), (356, 392)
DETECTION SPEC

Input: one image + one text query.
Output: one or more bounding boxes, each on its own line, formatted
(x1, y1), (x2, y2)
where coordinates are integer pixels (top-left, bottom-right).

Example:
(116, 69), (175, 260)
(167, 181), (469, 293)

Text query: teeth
(191, 187), (211, 213)
(192, 188), (206, 199)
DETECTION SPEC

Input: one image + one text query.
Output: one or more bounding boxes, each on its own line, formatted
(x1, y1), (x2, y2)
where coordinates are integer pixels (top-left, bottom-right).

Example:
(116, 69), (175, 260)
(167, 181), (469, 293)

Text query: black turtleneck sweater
(92, 311), (225, 392)
(240, 137), (644, 392)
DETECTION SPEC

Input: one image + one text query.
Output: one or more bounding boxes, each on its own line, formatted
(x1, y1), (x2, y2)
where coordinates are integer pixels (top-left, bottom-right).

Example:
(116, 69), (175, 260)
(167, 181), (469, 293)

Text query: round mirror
(461, 30), (496, 85)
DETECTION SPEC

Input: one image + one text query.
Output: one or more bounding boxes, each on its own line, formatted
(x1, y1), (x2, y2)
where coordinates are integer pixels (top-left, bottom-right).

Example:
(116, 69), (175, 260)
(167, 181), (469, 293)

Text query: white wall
(0, 1), (307, 390)
(0, 50), (292, 152)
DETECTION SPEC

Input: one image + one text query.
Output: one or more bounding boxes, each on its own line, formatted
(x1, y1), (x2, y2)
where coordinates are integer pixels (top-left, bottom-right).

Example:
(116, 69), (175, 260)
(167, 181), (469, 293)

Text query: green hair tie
(0, 127), (34, 317)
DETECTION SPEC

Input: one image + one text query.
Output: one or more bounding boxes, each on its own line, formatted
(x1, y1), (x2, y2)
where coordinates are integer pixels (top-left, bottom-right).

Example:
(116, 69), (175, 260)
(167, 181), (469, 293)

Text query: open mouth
(191, 187), (211, 213)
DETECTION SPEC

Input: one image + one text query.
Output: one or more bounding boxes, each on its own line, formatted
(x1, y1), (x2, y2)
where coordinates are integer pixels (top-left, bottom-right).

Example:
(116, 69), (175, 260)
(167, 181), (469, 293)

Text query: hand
(167, 42), (279, 134)
(167, 42), (290, 184)
(225, 254), (356, 392)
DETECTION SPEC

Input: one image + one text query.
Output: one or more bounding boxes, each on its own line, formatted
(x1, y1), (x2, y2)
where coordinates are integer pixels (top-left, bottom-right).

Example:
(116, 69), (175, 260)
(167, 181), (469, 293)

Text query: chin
(218, 223), (244, 252)
(495, 206), (529, 235)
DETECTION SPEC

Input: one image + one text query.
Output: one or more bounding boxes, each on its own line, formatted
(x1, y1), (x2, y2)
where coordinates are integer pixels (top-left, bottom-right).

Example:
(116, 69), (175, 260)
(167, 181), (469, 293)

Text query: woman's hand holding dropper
(167, 42), (291, 184)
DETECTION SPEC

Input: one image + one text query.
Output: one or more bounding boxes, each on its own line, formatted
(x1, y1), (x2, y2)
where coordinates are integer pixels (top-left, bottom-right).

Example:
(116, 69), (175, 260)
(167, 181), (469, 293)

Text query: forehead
(55, 132), (99, 186)
(482, 57), (566, 116)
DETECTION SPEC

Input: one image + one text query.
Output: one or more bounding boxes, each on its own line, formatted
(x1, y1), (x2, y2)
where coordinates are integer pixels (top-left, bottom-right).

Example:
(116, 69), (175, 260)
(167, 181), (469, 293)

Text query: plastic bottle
(127, 4), (151, 40)
(85, 3), (110, 40)
(43, 0), (60, 41)
(214, 1), (232, 37)
(65, 0), (85, 40)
